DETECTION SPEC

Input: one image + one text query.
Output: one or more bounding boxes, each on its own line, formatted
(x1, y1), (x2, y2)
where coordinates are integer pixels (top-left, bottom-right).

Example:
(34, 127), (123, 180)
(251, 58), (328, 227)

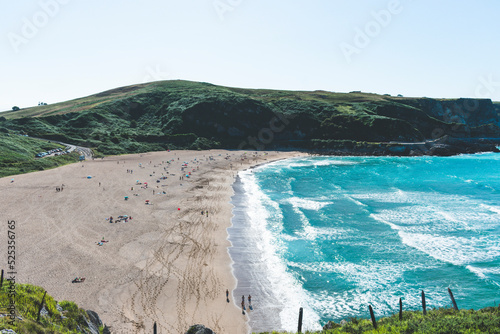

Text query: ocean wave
(481, 204), (500, 215)
(237, 170), (322, 331)
(397, 232), (500, 266)
(465, 266), (500, 287)
(287, 197), (333, 210)
(285, 159), (361, 168)
(370, 213), (500, 266)
(237, 154), (500, 325)
(372, 203), (500, 234)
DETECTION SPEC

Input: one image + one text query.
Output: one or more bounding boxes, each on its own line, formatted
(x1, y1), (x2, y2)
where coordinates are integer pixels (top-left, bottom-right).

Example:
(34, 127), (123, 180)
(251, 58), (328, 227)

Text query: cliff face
(407, 98), (500, 137)
(1, 80), (499, 155)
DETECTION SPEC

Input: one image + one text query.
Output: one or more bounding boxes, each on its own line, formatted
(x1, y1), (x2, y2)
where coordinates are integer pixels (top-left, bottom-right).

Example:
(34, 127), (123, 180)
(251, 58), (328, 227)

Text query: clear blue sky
(2, 0), (500, 111)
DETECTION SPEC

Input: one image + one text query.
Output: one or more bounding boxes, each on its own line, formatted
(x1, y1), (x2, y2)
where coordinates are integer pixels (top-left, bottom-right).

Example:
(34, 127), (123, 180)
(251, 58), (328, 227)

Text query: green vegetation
(254, 306), (500, 334)
(0, 132), (79, 178)
(0, 80), (498, 160)
(0, 282), (106, 334)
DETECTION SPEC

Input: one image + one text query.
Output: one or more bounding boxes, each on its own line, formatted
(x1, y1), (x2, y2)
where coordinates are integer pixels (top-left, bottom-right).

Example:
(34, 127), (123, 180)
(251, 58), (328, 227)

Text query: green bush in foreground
(0, 282), (105, 334)
(254, 306), (500, 334)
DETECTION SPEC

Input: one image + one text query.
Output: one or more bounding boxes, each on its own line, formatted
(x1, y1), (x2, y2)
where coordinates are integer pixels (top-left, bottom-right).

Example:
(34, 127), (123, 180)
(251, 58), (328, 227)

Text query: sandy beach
(0, 149), (304, 334)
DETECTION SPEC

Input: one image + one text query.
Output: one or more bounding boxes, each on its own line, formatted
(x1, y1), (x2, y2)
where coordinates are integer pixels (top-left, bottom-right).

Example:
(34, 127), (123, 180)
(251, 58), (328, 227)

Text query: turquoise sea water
(229, 153), (500, 332)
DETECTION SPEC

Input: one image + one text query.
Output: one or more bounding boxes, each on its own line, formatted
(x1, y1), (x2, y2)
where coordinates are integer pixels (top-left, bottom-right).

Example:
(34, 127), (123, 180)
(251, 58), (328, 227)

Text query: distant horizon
(2, 1), (500, 111)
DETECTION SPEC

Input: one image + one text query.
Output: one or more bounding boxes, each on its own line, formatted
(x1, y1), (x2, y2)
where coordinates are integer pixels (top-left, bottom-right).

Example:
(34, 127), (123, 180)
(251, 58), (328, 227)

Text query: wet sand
(0, 150), (304, 333)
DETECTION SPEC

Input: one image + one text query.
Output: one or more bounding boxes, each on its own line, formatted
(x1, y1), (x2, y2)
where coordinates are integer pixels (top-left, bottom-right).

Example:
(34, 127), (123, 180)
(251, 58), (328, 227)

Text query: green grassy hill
(0, 132), (79, 178)
(1, 80), (499, 158)
(0, 282), (108, 334)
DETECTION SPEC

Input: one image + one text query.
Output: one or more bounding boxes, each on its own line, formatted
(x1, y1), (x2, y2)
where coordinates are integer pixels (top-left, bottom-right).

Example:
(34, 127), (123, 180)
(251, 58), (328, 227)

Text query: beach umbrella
(124, 196), (129, 200)
(177, 208), (180, 210)
(145, 200), (150, 203)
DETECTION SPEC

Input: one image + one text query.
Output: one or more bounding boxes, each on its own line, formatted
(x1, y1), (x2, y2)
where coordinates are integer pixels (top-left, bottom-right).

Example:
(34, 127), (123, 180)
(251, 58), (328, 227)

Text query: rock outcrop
(185, 324), (215, 334)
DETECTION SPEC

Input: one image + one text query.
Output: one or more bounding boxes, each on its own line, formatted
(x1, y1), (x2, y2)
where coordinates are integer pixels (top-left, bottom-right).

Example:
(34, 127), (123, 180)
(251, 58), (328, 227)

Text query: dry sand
(0, 150), (305, 334)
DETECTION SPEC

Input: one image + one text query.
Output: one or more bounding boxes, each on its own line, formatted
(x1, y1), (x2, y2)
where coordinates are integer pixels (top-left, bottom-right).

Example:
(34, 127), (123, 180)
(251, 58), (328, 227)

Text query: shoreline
(227, 154), (308, 332)
(0, 149), (305, 334)
(228, 157), (323, 333)
(229, 171), (284, 332)
(226, 153), (500, 331)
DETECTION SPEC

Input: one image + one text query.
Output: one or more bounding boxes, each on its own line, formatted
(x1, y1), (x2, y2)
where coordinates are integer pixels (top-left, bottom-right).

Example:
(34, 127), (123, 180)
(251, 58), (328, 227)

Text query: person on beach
(226, 289), (229, 302)
(241, 300), (245, 314)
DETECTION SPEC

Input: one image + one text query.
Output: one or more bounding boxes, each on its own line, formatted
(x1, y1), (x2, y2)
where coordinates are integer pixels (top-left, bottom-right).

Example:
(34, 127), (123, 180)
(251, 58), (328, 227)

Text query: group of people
(241, 294), (252, 314)
(226, 289), (253, 314)
(96, 237), (109, 246)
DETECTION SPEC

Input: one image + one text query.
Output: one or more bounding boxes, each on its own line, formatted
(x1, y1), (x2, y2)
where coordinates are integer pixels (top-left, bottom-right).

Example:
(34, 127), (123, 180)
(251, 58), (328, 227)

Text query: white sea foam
(288, 260), (447, 321)
(285, 158), (360, 168)
(398, 232), (500, 266)
(466, 266), (500, 287)
(466, 266), (500, 277)
(351, 189), (421, 204)
(370, 211), (500, 266)
(238, 155), (500, 324)
(238, 170), (322, 331)
(481, 204), (500, 215)
(308, 284), (449, 322)
(288, 197), (332, 211)
(294, 225), (352, 241)
(313, 160), (360, 166)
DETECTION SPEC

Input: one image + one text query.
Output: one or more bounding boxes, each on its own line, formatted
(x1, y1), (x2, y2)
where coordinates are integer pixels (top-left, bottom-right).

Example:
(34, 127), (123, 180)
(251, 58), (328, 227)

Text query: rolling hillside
(1, 80), (499, 156)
